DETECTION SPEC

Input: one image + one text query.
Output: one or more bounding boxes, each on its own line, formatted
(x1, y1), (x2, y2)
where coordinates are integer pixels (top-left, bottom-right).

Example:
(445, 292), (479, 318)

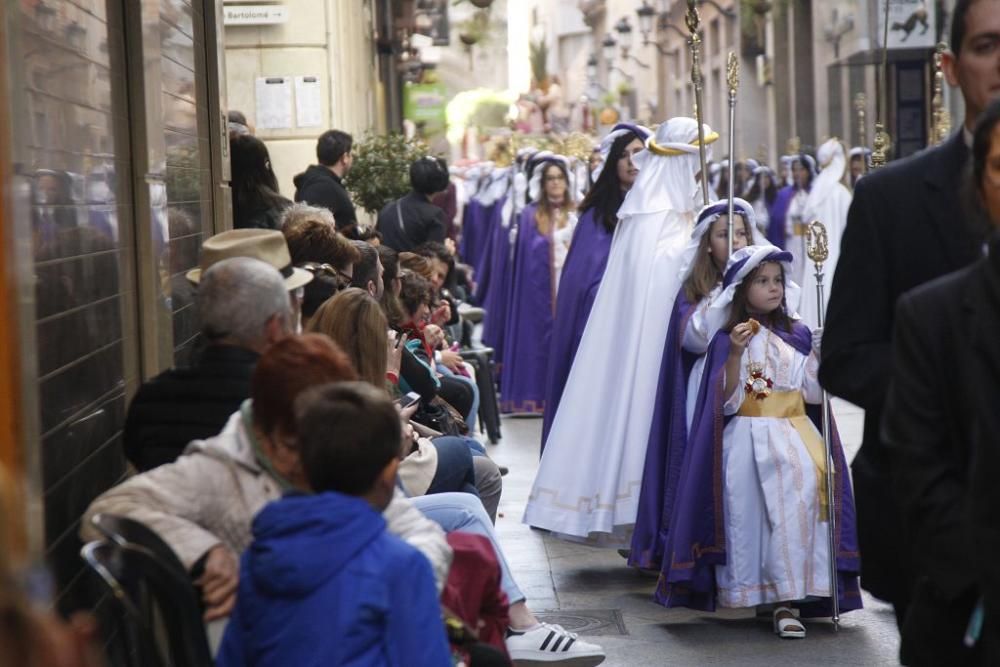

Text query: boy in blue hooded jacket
(217, 381), (451, 666)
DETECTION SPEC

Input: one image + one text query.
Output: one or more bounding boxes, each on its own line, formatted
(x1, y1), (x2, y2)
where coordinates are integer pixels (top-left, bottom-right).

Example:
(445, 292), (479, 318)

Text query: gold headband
(647, 131), (720, 156)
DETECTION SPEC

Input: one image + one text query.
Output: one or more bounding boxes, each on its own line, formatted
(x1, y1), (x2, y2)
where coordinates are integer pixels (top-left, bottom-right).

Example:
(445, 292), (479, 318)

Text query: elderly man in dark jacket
(124, 230), (312, 471)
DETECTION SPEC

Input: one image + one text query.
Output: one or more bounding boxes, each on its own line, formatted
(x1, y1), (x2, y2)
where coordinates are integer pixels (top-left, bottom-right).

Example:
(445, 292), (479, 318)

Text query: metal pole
(807, 220), (840, 631)
(872, 0), (892, 168)
(686, 0), (709, 205)
(726, 51), (739, 257)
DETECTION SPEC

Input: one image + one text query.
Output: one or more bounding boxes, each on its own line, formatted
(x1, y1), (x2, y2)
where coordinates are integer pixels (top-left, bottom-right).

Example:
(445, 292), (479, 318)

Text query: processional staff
(931, 42), (952, 146)
(726, 51), (739, 257)
(685, 0), (709, 205)
(806, 220), (841, 632)
(871, 0), (892, 168)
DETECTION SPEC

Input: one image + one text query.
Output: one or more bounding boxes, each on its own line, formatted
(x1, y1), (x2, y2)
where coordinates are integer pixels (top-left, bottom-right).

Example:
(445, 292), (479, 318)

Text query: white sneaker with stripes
(505, 623), (606, 665)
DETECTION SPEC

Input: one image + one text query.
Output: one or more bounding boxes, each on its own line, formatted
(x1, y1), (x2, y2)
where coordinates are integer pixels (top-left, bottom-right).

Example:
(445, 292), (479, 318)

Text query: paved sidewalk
(486, 399), (901, 666)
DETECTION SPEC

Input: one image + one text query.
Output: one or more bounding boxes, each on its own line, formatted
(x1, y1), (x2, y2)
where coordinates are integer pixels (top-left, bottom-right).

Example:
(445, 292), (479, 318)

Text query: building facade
(1, 0), (230, 611)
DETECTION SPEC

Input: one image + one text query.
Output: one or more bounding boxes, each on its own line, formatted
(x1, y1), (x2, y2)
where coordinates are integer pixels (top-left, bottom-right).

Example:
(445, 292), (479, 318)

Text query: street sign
(224, 5), (289, 26)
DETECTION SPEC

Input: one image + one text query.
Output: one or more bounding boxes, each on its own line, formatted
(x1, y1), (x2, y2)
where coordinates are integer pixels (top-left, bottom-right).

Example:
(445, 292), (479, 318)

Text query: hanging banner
(403, 82), (448, 138)
(878, 0), (936, 50)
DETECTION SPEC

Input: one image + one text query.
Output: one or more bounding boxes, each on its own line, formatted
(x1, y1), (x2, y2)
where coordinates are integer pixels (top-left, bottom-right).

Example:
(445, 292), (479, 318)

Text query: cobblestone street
(488, 400), (901, 666)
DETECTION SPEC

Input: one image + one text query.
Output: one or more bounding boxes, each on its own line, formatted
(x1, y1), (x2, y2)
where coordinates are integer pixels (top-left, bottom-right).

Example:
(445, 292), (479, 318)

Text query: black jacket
(375, 192), (447, 252)
(233, 198), (291, 231)
(969, 237), (1000, 665)
(819, 131), (984, 606)
(123, 345), (259, 471)
(293, 165), (358, 238)
(883, 241), (999, 664)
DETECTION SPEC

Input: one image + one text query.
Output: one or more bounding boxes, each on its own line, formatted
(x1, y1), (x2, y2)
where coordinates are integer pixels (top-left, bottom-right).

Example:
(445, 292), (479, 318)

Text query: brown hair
(684, 214), (755, 303)
(251, 334), (359, 436)
(722, 261), (794, 333)
(306, 288), (389, 391)
(398, 271), (434, 319)
(534, 162), (576, 236)
(398, 252), (436, 282)
(283, 217), (361, 270)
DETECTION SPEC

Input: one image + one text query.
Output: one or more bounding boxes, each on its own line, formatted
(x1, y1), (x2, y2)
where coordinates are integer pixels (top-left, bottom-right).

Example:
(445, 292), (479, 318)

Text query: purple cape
(540, 208), (615, 447)
(480, 205), (515, 367)
(656, 325), (862, 617)
(767, 185), (795, 249)
(499, 203), (556, 413)
(473, 196), (505, 305)
(459, 198), (490, 270)
(629, 290), (698, 568)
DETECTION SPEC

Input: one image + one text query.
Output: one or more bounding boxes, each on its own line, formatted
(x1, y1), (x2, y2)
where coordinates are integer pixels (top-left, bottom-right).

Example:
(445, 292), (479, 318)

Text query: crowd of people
(8, 0), (989, 664)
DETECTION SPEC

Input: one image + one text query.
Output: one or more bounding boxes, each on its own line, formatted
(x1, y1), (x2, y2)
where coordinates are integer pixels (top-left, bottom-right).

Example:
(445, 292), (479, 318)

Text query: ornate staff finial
(726, 51), (740, 256)
(806, 220), (830, 269)
(931, 42), (951, 146)
(686, 0), (709, 205)
(872, 0), (892, 168)
(854, 93), (868, 173)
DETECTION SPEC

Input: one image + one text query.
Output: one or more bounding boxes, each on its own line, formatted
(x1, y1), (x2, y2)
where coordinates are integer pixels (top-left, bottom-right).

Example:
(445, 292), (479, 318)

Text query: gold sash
(737, 390), (829, 521)
(792, 222), (810, 237)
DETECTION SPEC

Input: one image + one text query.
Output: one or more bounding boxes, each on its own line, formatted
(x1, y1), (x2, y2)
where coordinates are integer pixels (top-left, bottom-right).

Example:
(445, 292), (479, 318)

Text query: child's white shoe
(772, 606), (806, 639)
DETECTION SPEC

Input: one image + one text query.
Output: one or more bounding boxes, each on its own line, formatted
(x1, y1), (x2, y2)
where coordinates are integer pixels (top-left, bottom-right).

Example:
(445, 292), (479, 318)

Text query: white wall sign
(877, 0), (936, 50)
(294, 76), (323, 128)
(255, 77), (293, 129)
(224, 5), (289, 26)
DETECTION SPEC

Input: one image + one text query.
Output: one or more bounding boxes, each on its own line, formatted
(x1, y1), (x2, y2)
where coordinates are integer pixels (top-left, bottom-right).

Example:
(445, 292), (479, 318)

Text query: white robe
(715, 329), (831, 608)
(796, 182), (851, 329)
(522, 208), (695, 542)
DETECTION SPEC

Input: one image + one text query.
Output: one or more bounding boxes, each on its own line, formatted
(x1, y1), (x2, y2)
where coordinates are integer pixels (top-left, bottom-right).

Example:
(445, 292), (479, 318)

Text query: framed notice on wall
(294, 76), (322, 128)
(255, 77), (293, 130)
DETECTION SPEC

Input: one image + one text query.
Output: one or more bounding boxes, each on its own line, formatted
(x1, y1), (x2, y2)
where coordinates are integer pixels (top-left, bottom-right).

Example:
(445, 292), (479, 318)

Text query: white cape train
(523, 117), (714, 543)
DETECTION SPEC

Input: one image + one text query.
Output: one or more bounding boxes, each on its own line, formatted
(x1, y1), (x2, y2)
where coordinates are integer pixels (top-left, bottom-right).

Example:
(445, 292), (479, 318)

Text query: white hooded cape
(793, 139), (852, 329)
(523, 117), (714, 542)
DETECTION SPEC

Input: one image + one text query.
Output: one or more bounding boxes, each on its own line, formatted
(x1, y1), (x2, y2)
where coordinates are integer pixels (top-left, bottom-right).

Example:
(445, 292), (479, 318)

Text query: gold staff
(930, 42), (951, 146)
(686, 0), (709, 205)
(872, 0), (892, 168)
(726, 51), (739, 257)
(806, 220), (841, 632)
(854, 93), (868, 175)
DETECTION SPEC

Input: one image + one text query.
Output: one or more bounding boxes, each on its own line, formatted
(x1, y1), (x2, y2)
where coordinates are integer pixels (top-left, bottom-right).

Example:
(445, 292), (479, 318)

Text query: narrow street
(490, 400), (901, 666)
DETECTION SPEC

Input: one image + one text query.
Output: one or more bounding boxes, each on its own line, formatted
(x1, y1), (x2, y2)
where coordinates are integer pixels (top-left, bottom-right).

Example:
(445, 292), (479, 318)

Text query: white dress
(552, 212), (578, 294)
(784, 189), (810, 288)
(523, 208), (695, 542)
(682, 285), (721, 429)
(715, 328), (831, 608)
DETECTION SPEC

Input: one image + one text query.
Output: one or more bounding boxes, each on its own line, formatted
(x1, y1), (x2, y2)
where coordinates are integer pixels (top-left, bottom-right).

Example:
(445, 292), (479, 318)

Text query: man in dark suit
(882, 99), (1000, 663)
(819, 0), (1000, 627)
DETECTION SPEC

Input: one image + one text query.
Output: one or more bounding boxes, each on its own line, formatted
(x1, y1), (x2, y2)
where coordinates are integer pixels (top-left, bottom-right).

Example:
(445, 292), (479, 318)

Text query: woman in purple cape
(657, 245), (861, 638)
(500, 155), (577, 414)
(629, 198), (760, 569)
(540, 124), (650, 448)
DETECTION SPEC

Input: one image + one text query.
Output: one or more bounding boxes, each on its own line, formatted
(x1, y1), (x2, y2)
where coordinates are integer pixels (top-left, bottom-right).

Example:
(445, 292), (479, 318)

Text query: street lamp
(601, 32), (617, 66)
(614, 16), (650, 69)
(636, 1), (679, 56)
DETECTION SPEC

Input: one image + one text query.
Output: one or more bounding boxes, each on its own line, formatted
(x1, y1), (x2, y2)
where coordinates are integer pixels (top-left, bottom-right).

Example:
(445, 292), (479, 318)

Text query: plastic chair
(81, 540), (214, 667)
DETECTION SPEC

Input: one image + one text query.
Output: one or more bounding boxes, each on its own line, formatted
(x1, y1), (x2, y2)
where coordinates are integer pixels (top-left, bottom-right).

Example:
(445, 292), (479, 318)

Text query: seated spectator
(124, 229), (313, 471)
(359, 227), (383, 246)
(280, 203), (361, 326)
(378, 245), (405, 328)
(216, 382), (452, 667)
(306, 289), (502, 520)
(230, 135), (291, 230)
(377, 156), (450, 251)
(83, 335), (453, 623)
(398, 271), (476, 426)
(350, 239), (385, 299)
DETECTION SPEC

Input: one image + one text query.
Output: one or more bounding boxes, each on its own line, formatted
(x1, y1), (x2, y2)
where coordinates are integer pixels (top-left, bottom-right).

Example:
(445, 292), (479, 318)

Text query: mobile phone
(396, 391), (421, 410)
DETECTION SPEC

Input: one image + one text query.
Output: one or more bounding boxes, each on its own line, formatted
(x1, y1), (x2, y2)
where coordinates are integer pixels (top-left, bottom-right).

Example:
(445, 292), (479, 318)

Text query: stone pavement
(485, 399), (901, 666)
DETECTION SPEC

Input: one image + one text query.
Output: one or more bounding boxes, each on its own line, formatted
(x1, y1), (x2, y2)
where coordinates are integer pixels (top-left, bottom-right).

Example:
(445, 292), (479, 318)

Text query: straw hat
(185, 229), (314, 290)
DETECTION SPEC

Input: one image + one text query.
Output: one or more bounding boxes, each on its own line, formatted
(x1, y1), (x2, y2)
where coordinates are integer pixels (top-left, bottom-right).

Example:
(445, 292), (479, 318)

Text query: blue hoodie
(217, 492), (451, 667)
